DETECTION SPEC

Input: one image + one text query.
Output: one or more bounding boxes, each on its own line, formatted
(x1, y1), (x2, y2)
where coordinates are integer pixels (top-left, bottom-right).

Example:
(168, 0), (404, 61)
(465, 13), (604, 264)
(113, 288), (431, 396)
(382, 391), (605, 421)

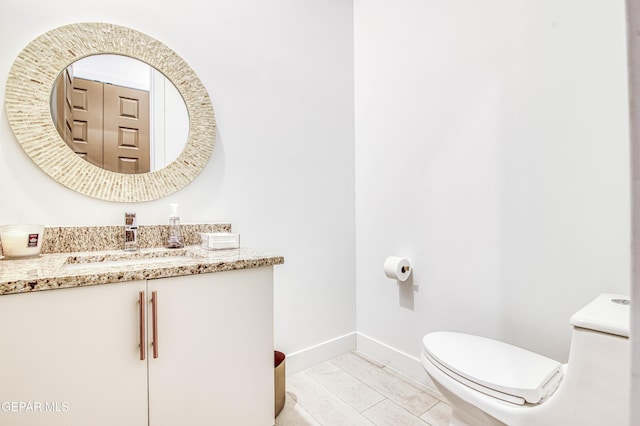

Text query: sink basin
(62, 250), (199, 271)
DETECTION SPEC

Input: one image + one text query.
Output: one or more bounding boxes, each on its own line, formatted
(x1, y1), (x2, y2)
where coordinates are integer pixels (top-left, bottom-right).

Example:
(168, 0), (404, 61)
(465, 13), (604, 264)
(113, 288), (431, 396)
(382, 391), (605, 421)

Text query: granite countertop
(0, 246), (284, 296)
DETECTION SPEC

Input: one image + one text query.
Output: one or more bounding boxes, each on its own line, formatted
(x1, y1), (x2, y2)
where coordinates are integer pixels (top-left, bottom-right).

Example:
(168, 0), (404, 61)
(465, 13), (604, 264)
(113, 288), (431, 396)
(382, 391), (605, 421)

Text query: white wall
(354, 0), (630, 373)
(0, 0), (355, 359)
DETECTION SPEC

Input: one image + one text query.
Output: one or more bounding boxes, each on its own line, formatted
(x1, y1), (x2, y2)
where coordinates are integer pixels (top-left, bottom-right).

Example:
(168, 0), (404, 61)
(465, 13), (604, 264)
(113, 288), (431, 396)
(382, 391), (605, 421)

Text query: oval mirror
(50, 54), (189, 174)
(5, 23), (215, 202)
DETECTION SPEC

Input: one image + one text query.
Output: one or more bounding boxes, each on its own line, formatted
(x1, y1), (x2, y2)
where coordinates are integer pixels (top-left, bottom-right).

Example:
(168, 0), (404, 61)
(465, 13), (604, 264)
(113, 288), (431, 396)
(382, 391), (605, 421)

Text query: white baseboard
(285, 332), (357, 376)
(356, 332), (438, 389)
(283, 330), (438, 391)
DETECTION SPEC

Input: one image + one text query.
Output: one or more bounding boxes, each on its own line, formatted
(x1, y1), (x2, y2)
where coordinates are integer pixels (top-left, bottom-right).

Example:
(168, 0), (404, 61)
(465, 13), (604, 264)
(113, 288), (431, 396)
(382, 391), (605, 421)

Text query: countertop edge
(0, 247), (284, 296)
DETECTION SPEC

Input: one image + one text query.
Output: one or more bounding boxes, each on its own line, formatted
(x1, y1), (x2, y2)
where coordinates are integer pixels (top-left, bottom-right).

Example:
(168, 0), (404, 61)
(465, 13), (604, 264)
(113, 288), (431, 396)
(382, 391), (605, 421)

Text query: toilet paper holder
(384, 256), (412, 282)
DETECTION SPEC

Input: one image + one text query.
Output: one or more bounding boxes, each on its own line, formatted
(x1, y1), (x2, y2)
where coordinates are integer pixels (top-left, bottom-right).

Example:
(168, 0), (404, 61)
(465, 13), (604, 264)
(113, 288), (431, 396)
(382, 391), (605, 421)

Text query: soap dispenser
(166, 203), (184, 249)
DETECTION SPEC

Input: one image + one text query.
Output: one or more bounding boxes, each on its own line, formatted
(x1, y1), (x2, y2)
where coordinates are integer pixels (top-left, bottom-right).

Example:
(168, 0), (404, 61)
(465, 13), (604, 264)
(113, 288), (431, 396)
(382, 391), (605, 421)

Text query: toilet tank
(562, 293), (630, 426)
(569, 293), (630, 337)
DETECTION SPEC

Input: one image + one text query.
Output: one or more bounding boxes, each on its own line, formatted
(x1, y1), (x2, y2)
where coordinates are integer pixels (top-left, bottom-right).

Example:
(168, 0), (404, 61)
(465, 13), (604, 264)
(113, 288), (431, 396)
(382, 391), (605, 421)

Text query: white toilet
(421, 293), (630, 426)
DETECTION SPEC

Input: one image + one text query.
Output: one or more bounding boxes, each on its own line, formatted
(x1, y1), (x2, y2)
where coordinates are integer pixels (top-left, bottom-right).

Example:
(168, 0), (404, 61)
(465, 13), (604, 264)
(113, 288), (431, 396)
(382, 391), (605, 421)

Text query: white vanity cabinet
(0, 279), (149, 426)
(0, 267), (274, 426)
(147, 267), (275, 426)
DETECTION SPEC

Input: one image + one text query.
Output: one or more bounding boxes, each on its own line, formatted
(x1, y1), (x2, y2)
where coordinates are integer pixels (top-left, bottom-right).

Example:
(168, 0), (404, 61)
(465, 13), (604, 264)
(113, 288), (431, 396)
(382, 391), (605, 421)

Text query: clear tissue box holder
(200, 232), (240, 250)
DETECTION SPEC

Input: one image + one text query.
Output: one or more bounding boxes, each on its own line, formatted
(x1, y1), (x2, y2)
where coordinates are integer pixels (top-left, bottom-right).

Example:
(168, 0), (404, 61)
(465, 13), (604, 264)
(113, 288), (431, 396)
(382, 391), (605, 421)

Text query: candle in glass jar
(0, 225), (44, 258)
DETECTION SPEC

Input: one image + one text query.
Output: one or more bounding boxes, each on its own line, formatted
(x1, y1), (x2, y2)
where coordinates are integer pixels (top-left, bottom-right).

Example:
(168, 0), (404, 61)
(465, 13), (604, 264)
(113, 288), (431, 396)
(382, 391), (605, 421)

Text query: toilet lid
(422, 332), (563, 405)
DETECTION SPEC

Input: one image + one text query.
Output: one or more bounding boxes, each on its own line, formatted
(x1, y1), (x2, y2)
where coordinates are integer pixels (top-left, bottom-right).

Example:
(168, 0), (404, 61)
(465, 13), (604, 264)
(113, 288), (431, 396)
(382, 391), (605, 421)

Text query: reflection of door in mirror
(50, 54), (189, 175)
(61, 71), (103, 167)
(102, 83), (150, 173)
(53, 67), (151, 174)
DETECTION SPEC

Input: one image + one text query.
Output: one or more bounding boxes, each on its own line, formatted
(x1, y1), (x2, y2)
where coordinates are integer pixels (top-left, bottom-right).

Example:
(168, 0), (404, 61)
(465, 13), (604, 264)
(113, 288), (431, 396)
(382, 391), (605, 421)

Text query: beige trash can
(274, 351), (286, 417)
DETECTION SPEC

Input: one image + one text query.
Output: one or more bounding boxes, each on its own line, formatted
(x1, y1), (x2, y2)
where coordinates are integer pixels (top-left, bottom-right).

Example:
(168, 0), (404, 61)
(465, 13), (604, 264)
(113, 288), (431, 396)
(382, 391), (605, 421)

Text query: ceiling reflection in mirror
(50, 54), (189, 174)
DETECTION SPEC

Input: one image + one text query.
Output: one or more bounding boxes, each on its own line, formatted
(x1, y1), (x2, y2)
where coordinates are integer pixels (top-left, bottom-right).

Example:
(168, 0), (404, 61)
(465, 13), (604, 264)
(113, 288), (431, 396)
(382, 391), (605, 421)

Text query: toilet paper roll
(384, 256), (411, 282)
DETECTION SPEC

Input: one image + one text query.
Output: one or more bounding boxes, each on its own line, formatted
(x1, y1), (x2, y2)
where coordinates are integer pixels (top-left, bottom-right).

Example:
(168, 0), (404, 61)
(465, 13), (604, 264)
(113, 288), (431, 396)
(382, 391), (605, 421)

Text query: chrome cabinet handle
(139, 291), (146, 361)
(152, 291), (159, 358)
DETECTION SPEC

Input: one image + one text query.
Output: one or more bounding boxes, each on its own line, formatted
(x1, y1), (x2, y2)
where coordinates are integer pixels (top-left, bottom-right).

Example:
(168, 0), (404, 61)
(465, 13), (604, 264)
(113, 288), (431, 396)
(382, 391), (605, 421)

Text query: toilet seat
(422, 332), (563, 405)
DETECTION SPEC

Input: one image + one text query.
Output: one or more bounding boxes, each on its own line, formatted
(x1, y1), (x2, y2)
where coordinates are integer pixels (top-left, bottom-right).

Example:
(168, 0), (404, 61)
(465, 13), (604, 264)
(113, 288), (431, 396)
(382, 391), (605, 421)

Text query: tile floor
(276, 352), (452, 426)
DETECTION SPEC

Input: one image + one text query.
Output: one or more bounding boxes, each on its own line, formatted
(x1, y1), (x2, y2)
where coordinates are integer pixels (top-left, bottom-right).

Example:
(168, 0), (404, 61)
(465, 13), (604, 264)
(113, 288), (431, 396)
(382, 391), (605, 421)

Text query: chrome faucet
(124, 212), (138, 251)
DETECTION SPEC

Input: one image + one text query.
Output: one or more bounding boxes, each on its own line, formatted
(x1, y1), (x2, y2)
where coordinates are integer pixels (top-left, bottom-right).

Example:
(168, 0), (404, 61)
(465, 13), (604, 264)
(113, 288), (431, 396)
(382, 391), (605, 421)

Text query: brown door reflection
(54, 72), (150, 174)
(103, 83), (150, 174)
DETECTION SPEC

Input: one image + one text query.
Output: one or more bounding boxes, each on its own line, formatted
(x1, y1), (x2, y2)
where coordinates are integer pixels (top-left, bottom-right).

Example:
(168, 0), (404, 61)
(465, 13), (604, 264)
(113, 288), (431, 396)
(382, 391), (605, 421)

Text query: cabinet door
(0, 281), (148, 426)
(147, 267), (274, 426)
